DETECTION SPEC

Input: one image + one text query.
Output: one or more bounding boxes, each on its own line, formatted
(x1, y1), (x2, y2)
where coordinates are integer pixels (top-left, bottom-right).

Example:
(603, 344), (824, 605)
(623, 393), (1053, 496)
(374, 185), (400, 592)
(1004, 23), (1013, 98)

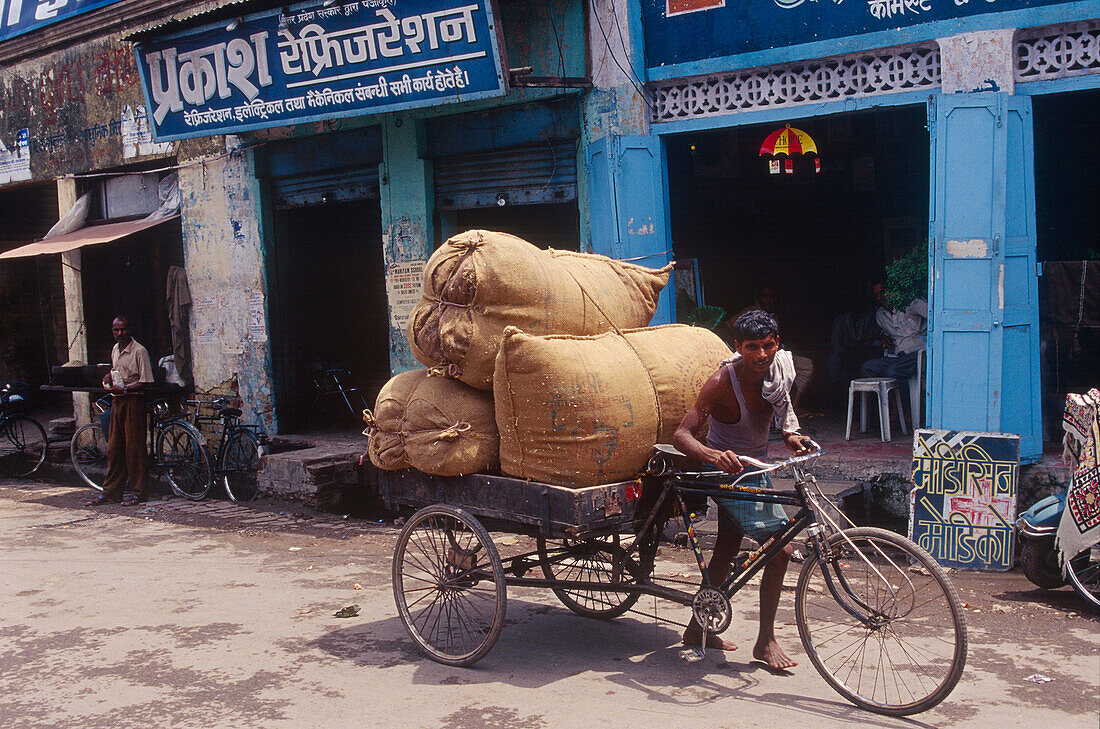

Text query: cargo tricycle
(380, 444), (967, 716)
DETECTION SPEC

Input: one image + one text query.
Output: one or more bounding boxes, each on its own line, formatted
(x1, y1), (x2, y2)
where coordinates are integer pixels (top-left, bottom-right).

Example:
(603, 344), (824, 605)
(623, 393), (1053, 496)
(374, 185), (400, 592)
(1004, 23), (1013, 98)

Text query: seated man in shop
(672, 309), (814, 670)
(826, 281), (886, 388)
(859, 289), (928, 382)
(85, 316), (154, 507)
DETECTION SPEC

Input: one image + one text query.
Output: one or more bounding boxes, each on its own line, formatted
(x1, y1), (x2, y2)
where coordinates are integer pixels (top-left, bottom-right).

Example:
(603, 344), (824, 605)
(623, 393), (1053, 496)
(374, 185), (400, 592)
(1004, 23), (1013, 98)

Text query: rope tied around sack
(427, 363), (463, 378)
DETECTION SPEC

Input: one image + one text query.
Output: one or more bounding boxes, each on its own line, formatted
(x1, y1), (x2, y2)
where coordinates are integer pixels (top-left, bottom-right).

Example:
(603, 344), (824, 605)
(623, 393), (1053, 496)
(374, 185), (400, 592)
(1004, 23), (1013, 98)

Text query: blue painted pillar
(379, 115), (434, 375)
(579, 0), (674, 324)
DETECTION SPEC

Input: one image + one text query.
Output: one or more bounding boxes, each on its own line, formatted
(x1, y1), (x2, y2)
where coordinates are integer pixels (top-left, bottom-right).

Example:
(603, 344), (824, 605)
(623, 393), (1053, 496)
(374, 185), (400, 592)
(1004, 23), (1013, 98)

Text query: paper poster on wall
(387, 259), (426, 330)
(0, 129), (31, 184)
(909, 429), (1019, 571)
(247, 291), (268, 343)
(122, 106), (172, 159)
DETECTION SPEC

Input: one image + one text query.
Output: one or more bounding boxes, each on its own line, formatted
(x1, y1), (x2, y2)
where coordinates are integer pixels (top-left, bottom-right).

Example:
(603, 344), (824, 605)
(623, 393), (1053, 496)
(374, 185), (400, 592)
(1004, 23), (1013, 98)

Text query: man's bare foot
(683, 627), (738, 651)
(753, 639), (797, 670)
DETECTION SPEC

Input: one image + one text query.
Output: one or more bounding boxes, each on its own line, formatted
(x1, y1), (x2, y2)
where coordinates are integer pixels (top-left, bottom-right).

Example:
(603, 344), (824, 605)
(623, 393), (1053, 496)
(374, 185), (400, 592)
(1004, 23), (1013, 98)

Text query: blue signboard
(134, 0), (507, 141)
(0, 0), (126, 42)
(642, 0), (1081, 69)
(909, 429), (1020, 571)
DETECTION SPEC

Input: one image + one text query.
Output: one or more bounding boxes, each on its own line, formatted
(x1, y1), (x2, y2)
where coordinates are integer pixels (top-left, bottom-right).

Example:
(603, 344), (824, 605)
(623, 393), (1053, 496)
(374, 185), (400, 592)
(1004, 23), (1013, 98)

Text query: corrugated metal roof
(120, 0), (284, 42)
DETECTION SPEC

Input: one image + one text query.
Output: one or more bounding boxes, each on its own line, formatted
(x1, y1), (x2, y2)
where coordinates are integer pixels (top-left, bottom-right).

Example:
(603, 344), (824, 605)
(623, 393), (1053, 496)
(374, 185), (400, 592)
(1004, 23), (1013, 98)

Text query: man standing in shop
(85, 316), (154, 507)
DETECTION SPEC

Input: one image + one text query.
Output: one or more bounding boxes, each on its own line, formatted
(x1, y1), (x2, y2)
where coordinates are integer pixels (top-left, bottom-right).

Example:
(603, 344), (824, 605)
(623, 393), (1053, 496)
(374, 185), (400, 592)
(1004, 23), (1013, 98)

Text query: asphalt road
(1, 476), (1096, 729)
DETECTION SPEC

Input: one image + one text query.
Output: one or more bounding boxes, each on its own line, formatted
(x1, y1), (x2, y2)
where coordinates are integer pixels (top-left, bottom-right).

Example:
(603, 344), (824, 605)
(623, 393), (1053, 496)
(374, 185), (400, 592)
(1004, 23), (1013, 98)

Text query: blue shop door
(586, 135), (675, 325)
(928, 93), (1042, 461)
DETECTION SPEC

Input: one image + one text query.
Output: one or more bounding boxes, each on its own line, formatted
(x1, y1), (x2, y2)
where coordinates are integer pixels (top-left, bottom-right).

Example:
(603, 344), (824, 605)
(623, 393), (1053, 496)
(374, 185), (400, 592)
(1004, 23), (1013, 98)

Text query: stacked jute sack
(364, 229), (731, 486)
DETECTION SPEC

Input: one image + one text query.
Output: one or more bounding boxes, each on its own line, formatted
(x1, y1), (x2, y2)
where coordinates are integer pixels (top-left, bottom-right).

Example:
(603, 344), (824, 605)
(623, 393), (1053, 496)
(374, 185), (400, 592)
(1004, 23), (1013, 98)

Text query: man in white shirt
(859, 297), (928, 381)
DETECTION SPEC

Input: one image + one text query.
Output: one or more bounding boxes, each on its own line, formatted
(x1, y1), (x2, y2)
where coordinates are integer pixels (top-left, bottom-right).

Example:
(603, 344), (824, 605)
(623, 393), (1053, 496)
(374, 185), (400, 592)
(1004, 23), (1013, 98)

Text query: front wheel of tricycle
(795, 527), (967, 716)
(392, 505), (506, 666)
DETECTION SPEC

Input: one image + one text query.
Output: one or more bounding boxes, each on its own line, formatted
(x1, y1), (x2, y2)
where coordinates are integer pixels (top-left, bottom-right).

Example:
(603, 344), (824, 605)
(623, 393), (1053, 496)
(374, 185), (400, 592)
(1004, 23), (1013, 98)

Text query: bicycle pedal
(679, 647), (705, 664)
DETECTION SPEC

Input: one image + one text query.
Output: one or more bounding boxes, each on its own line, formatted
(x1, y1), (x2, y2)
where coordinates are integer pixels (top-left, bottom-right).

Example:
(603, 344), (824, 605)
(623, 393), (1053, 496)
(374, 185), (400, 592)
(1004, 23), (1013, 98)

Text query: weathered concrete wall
(379, 116), (433, 375)
(939, 29), (1017, 95)
(178, 145), (276, 432)
(0, 35), (172, 185)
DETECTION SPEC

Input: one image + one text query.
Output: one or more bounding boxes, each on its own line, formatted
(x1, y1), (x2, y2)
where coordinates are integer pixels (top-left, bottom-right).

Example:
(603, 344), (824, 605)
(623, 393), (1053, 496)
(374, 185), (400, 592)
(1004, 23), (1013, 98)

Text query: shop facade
(122, 0), (665, 433)
(0, 0), (191, 424)
(635, 2), (1100, 462)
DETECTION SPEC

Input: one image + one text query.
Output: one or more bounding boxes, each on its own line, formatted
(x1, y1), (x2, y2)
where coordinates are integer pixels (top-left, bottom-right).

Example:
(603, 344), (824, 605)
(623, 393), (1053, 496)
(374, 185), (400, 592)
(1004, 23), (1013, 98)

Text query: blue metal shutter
(270, 168), (379, 209)
(434, 139), (577, 210)
(585, 135), (675, 325)
(928, 92), (1042, 461)
(264, 127), (382, 208)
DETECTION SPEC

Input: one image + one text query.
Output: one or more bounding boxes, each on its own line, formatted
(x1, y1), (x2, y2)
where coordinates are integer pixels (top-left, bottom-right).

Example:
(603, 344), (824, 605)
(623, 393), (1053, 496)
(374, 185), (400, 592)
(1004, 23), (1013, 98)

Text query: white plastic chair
(845, 377), (908, 442)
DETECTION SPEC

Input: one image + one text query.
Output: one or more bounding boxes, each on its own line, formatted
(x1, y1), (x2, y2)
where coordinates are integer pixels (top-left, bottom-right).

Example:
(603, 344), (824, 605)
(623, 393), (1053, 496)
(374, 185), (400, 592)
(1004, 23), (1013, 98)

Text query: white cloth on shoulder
(721, 349), (801, 435)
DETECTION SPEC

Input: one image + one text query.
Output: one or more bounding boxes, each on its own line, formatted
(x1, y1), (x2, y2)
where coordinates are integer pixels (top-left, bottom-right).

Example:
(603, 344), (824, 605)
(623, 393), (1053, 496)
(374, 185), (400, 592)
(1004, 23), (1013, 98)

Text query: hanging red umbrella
(760, 124), (820, 173)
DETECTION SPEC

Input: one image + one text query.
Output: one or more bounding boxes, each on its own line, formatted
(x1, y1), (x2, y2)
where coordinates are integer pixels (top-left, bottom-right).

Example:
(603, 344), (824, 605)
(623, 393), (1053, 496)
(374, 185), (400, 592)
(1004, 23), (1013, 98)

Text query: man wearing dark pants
(85, 317), (154, 507)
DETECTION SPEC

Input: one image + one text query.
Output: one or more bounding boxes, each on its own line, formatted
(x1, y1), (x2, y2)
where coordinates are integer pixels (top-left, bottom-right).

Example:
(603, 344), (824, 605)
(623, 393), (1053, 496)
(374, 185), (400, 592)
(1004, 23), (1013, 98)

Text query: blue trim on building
(645, 2), (1099, 81)
(1016, 74), (1100, 95)
(650, 88), (937, 135)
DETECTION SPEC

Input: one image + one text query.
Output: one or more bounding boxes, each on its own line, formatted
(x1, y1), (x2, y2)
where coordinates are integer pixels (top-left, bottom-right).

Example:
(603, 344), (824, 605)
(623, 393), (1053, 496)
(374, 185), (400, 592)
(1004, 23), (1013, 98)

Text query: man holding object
(85, 316), (154, 507)
(673, 310), (814, 670)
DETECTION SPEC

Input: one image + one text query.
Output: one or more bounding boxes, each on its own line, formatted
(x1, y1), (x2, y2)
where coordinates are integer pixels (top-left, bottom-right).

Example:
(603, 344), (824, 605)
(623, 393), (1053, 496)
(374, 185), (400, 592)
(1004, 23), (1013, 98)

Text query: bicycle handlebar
(684, 440), (824, 485)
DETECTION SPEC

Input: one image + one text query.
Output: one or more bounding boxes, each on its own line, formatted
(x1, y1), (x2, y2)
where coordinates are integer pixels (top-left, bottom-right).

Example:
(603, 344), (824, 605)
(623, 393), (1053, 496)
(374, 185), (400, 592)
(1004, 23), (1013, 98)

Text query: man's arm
(671, 371), (745, 475)
(125, 347), (155, 395)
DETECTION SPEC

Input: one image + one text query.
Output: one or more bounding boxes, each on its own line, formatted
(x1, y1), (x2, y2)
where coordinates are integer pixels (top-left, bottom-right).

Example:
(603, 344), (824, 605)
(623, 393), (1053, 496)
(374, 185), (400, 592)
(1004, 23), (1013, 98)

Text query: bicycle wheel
(155, 421), (213, 500)
(392, 505), (506, 666)
(537, 535), (649, 619)
(0, 415), (47, 477)
(1065, 544), (1100, 611)
(222, 429), (263, 502)
(70, 423), (108, 490)
(795, 527), (967, 716)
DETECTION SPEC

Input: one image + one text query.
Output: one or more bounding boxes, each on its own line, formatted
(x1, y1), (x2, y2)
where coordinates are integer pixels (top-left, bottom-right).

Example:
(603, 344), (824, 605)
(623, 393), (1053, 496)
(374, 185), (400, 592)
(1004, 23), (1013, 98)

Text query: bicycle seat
(219, 407), (242, 419)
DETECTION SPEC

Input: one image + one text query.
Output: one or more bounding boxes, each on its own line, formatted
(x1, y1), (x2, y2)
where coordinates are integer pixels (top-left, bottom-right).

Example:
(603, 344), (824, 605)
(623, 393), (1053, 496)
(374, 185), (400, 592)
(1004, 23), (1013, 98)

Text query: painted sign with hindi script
(0, 0), (127, 42)
(133, 0), (507, 142)
(642, 0), (1080, 69)
(910, 429), (1020, 571)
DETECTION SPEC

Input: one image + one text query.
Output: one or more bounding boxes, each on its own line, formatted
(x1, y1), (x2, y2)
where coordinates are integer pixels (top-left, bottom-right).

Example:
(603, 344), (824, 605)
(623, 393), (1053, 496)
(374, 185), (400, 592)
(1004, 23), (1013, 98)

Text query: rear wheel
(1065, 544), (1100, 610)
(156, 421), (213, 500)
(796, 527), (967, 716)
(70, 423), (108, 490)
(536, 534), (649, 619)
(0, 415), (47, 477)
(222, 429), (263, 502)
(393, 505), (506, 666)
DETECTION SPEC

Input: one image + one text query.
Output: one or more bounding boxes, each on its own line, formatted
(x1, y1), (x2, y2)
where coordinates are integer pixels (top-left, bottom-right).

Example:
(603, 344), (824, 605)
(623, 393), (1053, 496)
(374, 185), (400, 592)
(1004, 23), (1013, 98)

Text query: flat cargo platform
(378, 469), (644, 538)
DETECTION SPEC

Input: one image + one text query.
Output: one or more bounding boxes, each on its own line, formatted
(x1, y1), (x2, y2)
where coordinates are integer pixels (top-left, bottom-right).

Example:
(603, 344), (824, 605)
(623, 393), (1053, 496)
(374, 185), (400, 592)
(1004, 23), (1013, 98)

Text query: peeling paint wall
(938, 29), (1017, 95)
(0, 36), (172, 185)
(178, 146), (276, 433)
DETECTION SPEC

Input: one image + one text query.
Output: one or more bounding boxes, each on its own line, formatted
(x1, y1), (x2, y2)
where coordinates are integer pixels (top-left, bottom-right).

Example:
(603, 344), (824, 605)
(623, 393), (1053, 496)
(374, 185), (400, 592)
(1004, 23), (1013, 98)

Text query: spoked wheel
(222, 430), (264, 502)
(392, 505), (506, 666)
(156, 421), (213, 500)
(796, 527), (967, 716)
(0, 415), (47, 478)
(1065, 544), (1100, 611)
(70, 423), (108, 490)
(536, 534), (650, 619)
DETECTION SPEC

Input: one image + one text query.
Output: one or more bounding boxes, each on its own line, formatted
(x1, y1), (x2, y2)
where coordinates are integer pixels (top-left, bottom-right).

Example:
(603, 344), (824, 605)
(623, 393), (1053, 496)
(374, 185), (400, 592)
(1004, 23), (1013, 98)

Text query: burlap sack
(407, 229), (671, 389)
(366, 369), (498, 476)
(494, 325), (731, 487)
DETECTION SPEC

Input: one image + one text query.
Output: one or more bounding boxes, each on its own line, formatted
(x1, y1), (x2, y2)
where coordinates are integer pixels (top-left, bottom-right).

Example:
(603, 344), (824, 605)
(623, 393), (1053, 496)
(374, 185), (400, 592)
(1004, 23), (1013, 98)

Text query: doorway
(267, 200), (389, 432)
(666, 105), (931, 422)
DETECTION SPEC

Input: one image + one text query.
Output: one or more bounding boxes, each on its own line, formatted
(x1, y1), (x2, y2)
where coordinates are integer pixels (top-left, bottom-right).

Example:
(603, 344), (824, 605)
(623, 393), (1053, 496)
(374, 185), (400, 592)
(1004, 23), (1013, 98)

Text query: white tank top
(705, 360), (771, 459)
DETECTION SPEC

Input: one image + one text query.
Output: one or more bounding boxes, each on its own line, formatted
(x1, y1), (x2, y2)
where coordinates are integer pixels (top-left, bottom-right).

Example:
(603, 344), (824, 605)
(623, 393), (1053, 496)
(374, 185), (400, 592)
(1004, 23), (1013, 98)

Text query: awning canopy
(0, 215), (180, 259)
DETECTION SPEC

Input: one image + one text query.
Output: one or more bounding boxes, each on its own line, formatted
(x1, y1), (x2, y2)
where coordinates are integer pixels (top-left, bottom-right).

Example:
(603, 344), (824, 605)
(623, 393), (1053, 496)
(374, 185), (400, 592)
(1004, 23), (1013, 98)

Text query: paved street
(1, 475), (1097, 729)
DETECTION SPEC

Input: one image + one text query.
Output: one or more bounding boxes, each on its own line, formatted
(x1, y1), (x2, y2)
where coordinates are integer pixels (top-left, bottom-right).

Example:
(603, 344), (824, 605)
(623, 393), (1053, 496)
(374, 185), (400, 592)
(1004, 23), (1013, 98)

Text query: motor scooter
(1016, 492), (1068, 589)
(1016, 491), (1100, 610)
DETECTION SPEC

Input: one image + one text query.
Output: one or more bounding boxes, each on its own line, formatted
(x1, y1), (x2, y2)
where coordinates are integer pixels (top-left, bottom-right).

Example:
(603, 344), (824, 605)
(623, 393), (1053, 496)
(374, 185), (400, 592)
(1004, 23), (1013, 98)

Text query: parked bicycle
(189, 398), (267, 502)
(70, 396), (212, 499)
(0, 381), (46, 478)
